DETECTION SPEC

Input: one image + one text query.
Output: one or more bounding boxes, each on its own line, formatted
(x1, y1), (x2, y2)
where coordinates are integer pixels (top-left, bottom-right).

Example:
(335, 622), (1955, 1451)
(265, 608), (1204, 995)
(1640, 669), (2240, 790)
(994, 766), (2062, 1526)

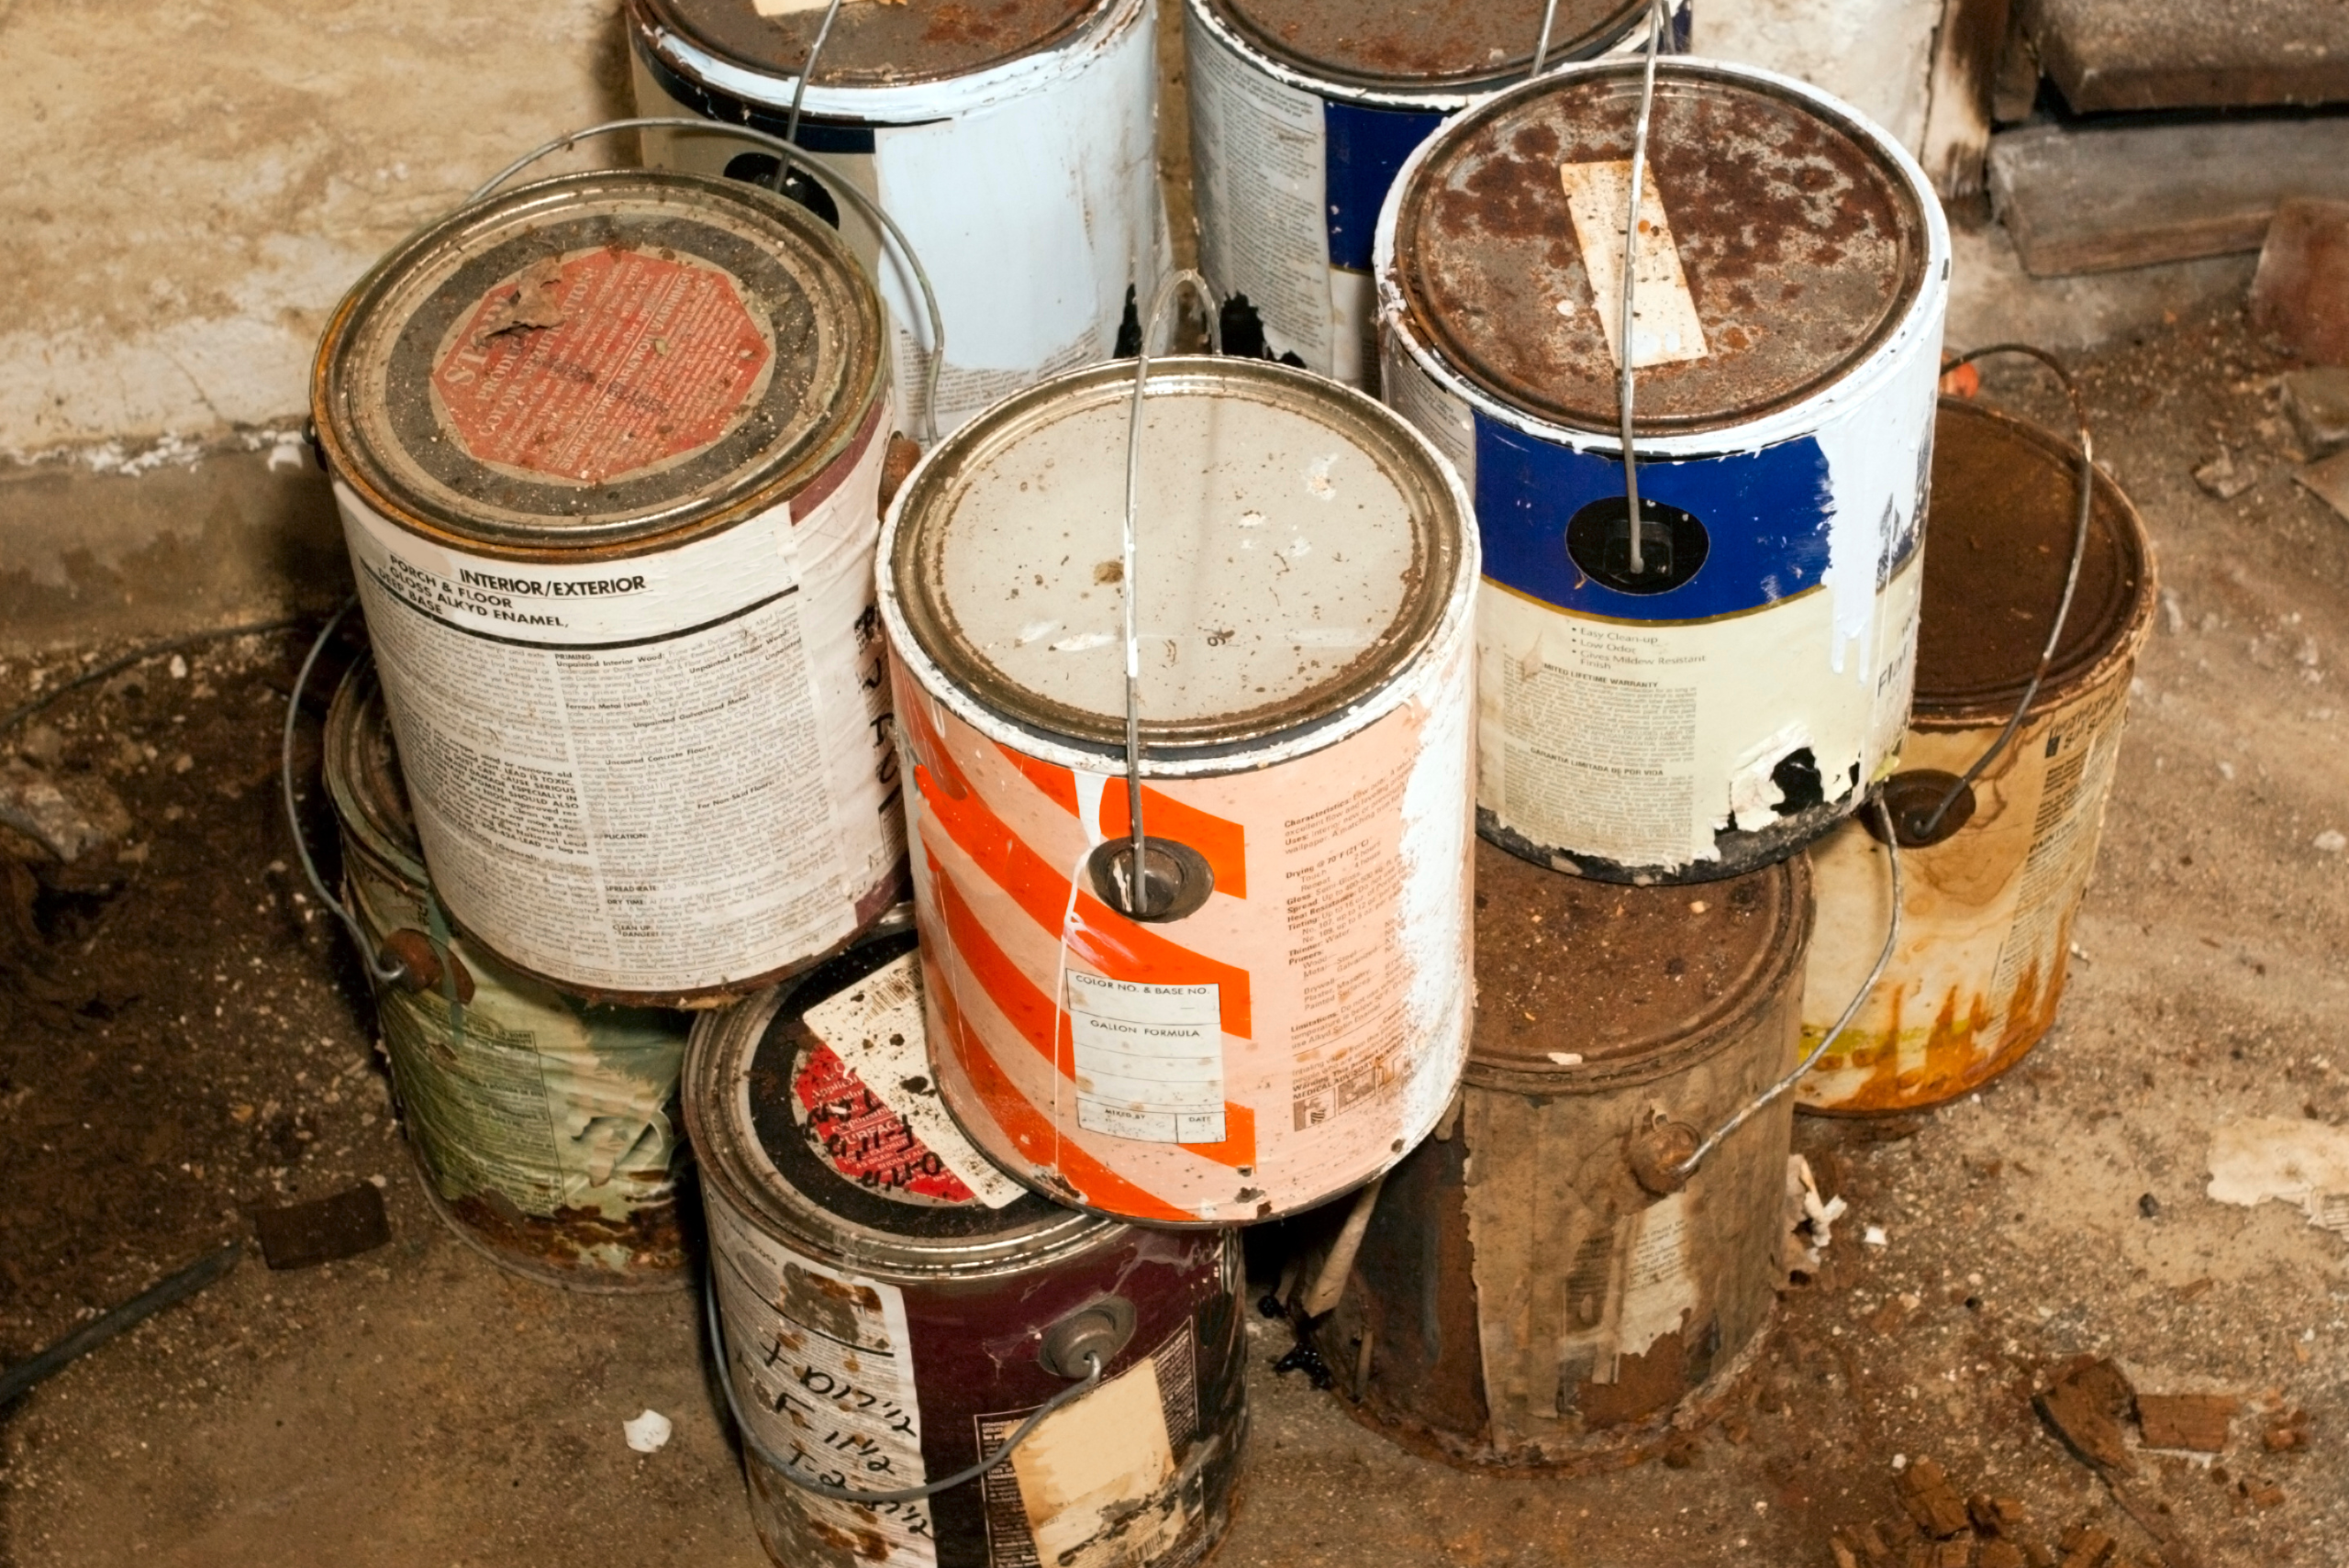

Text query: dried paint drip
(1185, 0), (1686, 388)
(324, 658), (695, 1291)
(879, 355), (1480, 1227)
(628, 0), (1164, 440)
(312, 166), (904, 1006)
(686, 935), (1247, 1568)
(1799, 397), (2157, 1115)
(1376, 57), (1950, 884)
(1325, 841), (1815, 1471)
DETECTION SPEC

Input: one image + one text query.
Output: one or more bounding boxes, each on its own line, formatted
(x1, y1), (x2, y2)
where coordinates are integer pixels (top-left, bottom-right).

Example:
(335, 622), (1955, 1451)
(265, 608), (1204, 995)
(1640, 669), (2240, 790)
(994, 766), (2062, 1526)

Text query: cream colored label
(1559, 160), (1709, 371)
(1480, 563), (1921, 871)
(1067, 973), (1227, 1145)
(1614, 1190), (1698, 1360)
(712, 1200), (936, 1564)
(804, 952), (1025, 1207)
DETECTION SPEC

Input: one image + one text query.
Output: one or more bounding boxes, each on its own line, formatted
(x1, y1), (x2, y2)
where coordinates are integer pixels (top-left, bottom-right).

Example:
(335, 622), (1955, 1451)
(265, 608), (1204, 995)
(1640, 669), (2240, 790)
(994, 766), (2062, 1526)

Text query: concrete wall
(1701, 0), (1945, 155)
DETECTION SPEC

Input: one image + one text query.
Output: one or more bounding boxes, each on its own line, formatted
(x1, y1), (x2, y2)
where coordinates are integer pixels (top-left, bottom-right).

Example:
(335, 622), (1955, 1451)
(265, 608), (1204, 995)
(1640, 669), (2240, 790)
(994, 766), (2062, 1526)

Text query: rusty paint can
(1324, 838), (1811, 1471)
(627, 0), (1166, 439)
(880, 356), (1478, 1227)
(323, 654), (695, 1291)
(1376, 59), (1950, 884)
(689, 929), (1247, 1568)
(1186, 0), (1687, 387)
(312, 167), (903, 1007)
(1798, 397), (2158, 1114)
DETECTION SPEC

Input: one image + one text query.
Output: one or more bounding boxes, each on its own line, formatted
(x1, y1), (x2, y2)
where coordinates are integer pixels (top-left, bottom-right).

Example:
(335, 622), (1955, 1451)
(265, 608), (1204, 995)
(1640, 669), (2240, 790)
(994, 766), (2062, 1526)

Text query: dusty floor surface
(3, 299), (2347, 1566)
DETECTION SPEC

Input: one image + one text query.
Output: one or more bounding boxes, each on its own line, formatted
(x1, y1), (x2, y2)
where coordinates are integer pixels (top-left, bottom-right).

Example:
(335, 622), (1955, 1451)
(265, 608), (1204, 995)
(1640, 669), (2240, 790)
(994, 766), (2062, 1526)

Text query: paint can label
(1382, 317), (1936, 875)
(975, 1322), (1211, 1568)
(796, 951), (1026, 1208)
(898, 618), (1475, 1223)
(336, 399), (901, 995)
(716, 1200), (939, 1564)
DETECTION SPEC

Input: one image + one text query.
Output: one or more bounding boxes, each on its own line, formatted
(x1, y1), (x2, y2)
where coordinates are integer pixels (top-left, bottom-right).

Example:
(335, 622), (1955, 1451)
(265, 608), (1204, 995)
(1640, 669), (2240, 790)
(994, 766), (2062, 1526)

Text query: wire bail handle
(1612, 0), (1674, 579)
(463, 117), (949, 447)
(1090, 269), (1222, 923)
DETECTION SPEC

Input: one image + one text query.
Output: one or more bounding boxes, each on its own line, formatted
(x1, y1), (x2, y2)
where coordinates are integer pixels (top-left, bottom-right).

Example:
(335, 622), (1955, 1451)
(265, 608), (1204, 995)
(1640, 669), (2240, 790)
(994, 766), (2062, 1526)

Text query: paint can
(627, 0), (1167, 440)
(311, 166), (904, 1006)
(1376, 59), (1951, 884)
(881, 355), (1478, 1227)
(1798, 396), (2157, 1114)
(1323, 838), (1811, 1470)
(1186, 0), (1687, 386)
(689, 928), (1246, 1568)
(324, 654), (696, 1290)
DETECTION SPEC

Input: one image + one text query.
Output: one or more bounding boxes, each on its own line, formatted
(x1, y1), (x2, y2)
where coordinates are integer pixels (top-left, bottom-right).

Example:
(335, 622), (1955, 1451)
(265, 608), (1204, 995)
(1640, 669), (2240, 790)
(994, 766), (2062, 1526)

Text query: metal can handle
(462, 117), (951, 447)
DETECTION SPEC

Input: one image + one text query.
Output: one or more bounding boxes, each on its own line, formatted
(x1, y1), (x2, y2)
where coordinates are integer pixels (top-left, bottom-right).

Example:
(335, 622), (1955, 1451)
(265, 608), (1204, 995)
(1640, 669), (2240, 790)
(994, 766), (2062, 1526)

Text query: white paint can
(313, 168), (904, 1006)
(1377, 58), (1950, 883)
(1186, 0), (1688, 386)
(881, 356), (1479, 1226)
(628, 0), (1168, 439)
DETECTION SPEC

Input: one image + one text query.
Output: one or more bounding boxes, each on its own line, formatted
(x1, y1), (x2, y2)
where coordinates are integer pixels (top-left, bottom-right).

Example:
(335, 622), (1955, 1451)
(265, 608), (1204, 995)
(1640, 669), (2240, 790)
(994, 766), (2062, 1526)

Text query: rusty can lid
(1914, 398), (2156, 718)
(634, 0), (1109, 89)
(1467, 840), (1811, 1090)
(323, 655), (426, 889)
(314, 168), (883, 553)
(1203, 0), (1644, 95)
(685, 932), (1123, 1278)
(1390, 60), (1931, 435)
(886, 357), (1468, 762)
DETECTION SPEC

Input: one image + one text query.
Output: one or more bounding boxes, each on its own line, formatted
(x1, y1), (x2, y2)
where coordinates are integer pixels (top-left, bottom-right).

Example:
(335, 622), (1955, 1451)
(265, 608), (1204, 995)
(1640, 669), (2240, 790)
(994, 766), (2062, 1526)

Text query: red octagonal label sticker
(431, 247), (774, 486)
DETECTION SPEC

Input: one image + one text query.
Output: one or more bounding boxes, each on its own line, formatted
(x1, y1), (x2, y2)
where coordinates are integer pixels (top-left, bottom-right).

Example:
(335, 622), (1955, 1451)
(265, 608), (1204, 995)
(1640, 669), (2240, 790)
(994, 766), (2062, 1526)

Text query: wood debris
(2035, 1357), (2138, 1474)
(2136, 1393), (2236, 1453)
(1898, 1458), (1976, 1539)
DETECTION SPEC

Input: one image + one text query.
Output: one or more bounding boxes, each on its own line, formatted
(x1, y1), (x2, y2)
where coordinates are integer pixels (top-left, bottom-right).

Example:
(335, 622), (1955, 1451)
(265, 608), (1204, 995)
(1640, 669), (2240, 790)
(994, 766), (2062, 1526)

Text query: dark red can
(687, 924), (1247, 1568)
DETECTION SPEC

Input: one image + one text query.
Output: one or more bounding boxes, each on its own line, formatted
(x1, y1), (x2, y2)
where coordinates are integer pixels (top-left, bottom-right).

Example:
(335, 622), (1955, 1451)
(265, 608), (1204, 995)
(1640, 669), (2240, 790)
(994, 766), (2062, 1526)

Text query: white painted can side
(1373, 61), (1951, 881)
(631, 0), (1168, 440)
(336, 404), (903, 1002)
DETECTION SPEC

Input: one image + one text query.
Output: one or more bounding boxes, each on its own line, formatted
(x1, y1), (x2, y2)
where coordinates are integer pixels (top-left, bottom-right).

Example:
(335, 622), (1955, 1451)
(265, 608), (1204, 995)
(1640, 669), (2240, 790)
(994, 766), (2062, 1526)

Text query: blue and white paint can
(1376, 58), (1949, 883)
(628, 0), (1167, 440)
(1185, 0), (1688, 386)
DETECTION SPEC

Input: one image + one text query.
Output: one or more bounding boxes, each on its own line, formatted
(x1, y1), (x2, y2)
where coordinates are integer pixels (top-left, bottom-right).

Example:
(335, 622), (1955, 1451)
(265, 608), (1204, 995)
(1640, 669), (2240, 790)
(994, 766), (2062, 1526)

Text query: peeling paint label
(799, 952), (1025, 1208)
(430, 248), (774, 487)
(976, 1324), (1205, 1568)
(1068, 974), (1227, 1145)
(711, 1200), (938, 1565)
(1558, 160), (1709, 371)
(1613, 1190), (1698, 1361)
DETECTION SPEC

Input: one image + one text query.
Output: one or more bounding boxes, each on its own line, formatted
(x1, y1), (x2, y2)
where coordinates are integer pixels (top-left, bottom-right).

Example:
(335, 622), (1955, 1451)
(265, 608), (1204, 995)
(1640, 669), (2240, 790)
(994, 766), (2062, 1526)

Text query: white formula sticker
(1558, 159), (1709, 371)
(803, 952), (1026, 1208)
(1065, 973), (1226, 1145)
(712, 1202), (936, 1564)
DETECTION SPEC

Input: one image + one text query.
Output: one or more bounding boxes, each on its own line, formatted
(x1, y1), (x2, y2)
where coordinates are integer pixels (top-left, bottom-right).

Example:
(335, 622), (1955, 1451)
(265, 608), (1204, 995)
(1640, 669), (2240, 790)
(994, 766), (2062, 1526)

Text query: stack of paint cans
(325, 655), (696, 1290)
(1275, 51), (1954, 1466)
(628, 0), (1167, 439)
(1798, 395), (2157, 1115)
(1187, 0), (1690, 385)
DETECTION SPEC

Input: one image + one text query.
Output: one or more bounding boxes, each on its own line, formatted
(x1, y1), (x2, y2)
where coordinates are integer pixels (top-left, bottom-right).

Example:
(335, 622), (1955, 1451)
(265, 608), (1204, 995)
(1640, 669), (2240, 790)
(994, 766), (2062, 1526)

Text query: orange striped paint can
(879, 357), (1479, 1226)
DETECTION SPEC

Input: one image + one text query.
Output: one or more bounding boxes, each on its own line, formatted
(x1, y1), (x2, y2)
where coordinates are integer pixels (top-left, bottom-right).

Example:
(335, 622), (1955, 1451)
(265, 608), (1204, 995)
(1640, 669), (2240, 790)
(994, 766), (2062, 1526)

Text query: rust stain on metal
(1395, 63), (1929, 432)
(1210, 0), (1642, 88)
(1572, 1324), (1693, 1429)
(636, 0), (1100, 88)
(443, 1191), (688, 1277)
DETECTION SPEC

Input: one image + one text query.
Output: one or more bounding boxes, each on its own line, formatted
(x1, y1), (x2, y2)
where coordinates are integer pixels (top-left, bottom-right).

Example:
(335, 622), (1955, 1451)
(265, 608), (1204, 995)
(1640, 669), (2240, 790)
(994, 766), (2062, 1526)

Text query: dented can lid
(1914, 398), (2157, 719)
(323, 656), (425, 889)
(1389, 60), (1932, 435)
(633, 0), (1113, 88)
(1202, 0), (1644, 94)
(313, 168), (883, 553)
(685, 932), (1121, 1276)
(886, 356), (1469, 761)
(1467, 840), (1811, 1091)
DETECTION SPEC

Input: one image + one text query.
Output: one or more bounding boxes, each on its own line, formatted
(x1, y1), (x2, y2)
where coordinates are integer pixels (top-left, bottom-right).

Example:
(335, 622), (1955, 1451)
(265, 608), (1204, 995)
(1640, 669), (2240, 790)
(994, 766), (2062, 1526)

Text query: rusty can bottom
(1333, 1311), (1775, 1476)
(398, 1134), (696, 1296)
(1795, 963), (2065, 1118)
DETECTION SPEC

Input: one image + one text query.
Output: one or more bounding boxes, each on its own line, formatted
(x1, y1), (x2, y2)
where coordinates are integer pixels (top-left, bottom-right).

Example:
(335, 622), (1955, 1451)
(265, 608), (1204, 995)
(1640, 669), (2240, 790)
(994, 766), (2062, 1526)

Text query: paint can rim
(1380, 56), (1947, 440)
(312, 166), (885, 558)
(1189, 0), (1648, 104)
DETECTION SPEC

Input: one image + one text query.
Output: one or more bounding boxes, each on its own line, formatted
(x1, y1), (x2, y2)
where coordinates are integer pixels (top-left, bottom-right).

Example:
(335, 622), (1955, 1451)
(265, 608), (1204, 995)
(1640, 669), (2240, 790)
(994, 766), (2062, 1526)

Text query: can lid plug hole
(1086, 837), (1214, 922)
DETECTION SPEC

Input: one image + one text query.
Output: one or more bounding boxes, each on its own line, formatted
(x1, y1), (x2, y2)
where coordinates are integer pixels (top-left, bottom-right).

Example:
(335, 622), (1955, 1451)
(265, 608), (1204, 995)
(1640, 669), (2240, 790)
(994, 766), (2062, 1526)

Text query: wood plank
(1988, 117), (2349, 275)
(1920, 0), (2014, 197)
(2030, 0), (2349, 113)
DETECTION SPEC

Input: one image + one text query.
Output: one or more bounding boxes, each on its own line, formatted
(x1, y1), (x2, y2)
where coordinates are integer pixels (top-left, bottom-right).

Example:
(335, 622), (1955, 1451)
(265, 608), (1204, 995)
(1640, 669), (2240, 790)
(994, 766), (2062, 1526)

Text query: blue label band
(1321, 99), (1444, 273)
